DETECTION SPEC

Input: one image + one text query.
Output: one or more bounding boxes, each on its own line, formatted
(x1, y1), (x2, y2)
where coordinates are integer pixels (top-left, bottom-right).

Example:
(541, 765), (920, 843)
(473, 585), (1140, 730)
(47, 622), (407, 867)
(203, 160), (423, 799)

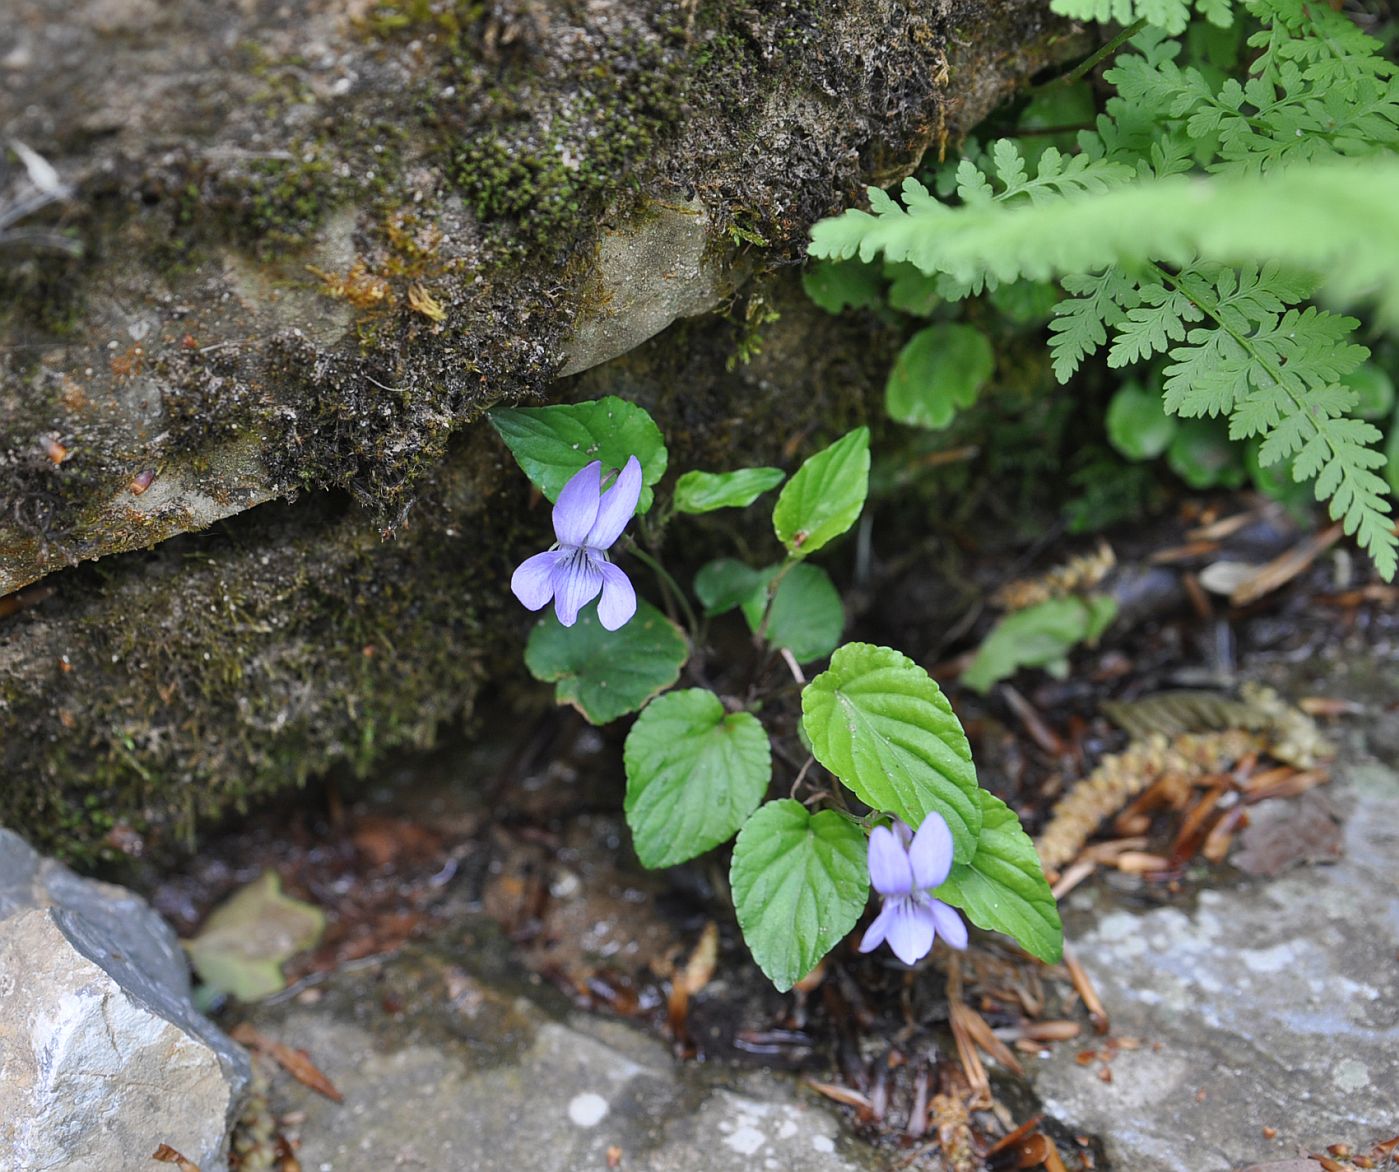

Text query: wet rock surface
(0, 829), (250, 1171)
(1026, 686), (1399, 1171)
(238, 931), (887, 1172)
(0, 0), (1073, 594)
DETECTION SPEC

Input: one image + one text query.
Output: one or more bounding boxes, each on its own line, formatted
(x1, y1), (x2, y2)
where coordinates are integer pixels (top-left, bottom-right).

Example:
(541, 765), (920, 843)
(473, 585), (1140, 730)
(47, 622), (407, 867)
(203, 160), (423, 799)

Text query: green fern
(1050, 0), (1235, 36)
(809, 0), (1399, 579)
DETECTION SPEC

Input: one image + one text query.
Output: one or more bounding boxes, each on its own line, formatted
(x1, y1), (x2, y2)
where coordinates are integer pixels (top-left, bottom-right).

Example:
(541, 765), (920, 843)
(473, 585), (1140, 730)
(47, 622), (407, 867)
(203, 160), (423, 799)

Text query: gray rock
(558, 198), (744, 377)
(1029, 762), (1399, 1172)
(240, 936), (886, 1172)
(0, 830), (250, 1171)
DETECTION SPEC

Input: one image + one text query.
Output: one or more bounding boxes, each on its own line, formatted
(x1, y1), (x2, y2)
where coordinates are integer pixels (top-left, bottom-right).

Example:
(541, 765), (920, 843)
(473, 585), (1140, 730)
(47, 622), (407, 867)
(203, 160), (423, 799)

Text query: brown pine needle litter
(992, 541), (1117, 611)
(1035, 685), (1332, 876)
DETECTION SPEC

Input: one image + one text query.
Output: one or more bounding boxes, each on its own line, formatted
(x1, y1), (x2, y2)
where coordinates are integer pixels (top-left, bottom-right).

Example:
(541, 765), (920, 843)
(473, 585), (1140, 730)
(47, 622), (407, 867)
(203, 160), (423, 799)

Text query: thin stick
(1029, 17), (1149, 96)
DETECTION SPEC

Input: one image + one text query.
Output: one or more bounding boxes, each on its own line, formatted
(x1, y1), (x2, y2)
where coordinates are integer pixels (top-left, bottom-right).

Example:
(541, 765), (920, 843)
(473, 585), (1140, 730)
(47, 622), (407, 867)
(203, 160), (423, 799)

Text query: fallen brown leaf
(1063, 948), (1108, 1035)
(231, 1024), (344, 1103)
(151, 1144), (200, 1171)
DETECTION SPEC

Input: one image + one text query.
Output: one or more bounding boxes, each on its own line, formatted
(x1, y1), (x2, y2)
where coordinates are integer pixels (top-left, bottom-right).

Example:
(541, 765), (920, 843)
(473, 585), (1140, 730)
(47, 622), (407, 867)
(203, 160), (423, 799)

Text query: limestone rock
(0, 830), (250, 1171)
(237, 932), (883, 1172)
(1027, 761), (1399, 1171)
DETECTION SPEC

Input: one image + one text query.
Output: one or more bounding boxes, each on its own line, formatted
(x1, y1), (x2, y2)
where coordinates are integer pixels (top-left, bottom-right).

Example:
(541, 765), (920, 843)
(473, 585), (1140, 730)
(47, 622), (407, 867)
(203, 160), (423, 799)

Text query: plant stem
(753, 556), (798, 644)
(1030, 17), (1148, 95)
(627, 544), (699, 636)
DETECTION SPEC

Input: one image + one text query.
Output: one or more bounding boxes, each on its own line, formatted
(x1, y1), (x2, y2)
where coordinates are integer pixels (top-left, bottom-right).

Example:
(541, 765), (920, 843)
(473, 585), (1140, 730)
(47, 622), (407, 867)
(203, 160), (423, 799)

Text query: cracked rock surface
(0, 829), (251, 1171)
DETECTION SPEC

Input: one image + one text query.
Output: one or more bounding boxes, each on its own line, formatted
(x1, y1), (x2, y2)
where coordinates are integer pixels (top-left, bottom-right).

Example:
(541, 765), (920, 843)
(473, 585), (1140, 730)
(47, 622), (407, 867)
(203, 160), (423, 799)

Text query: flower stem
(627, 544), (699, 636)
(753, 555), (799, 645)
(1029, 17), (1148, 96)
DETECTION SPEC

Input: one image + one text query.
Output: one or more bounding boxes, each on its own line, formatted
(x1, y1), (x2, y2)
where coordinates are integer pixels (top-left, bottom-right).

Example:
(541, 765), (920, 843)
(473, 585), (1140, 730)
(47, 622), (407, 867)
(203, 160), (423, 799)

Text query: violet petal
(595, 561), (637, 631)
(510, 549), (562, 611)
(553, 461), (602, 547)
(867, 824), (914, 896)
(551, 549), (603, 626)
(883, 899), (936, 966)
(857, 900), (898, 953)
(584, 456), (643, 550)
(908, 812), (955, 891)
(927, 900), (968, 951)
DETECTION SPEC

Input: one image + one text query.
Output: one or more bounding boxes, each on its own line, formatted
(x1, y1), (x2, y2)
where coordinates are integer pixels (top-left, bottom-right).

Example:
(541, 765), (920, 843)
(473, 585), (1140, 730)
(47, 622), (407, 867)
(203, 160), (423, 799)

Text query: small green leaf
(986, 280), (1061, 325)
(185, 872), (325, 1002)
(491, 396), (668, 512)
(772, 427), (871, 558)
(694, 558), (767, 617)
(674, 467), (785, 515)
(885, 323), (994, 430)
(802, 259), (885, 314)
(624, 689), (771, 869)
(802, 643), (983, 861)
(524, 599), (687, 725)
(1343, 364), (1395, 421)
(1386, 410), (1399, 496)
(740, 563), (844, 663)
(962, 596), (1118, 694)
(1107, 382), (1178, 461)
(885, 262), (942, 316)
(1166, 418), (1247, 490)
(729, 799), (869, 992)
(936, 790), (1063, 964)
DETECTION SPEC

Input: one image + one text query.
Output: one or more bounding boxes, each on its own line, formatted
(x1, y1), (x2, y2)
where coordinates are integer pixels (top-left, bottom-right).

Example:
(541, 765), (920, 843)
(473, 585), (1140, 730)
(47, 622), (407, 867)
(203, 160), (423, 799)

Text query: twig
(1029, 17), (1149, 96)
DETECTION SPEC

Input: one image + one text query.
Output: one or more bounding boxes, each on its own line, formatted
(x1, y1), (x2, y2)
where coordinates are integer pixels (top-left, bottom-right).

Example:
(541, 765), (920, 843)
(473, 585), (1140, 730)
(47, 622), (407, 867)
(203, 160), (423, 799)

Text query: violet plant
(492, 396), (1061, 988)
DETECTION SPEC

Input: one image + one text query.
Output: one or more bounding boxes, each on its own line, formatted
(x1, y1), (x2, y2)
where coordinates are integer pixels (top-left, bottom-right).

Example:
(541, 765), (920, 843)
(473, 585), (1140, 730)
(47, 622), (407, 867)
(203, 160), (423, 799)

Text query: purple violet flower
(511, 456), (642, 631)
(858, 813), (968, 965)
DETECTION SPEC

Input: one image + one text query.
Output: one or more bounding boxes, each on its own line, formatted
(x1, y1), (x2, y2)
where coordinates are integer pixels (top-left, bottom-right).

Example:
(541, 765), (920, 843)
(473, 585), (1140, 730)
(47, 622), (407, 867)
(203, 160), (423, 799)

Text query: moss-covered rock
(0, 0), (1083, 856)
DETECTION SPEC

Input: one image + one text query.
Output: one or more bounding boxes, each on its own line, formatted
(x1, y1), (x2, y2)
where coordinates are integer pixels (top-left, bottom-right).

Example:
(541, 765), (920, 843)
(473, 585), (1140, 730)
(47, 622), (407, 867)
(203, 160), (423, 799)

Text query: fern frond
(809, 161), (1399, 326)
(1107, 282), (1202, 367)
(1049, 269), (1142, 380)
(1050, 0), (1234, 34)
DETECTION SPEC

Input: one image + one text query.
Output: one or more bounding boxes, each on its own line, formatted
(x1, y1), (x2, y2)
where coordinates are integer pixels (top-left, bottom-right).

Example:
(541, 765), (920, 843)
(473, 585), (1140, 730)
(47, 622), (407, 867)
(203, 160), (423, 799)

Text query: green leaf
(885, 323), (995, 431)
(624, 689), (771, 869)
(184, 871), (325, 1002)
(1385, 411), (1399, 496)
(694, 558), (767, 617)
(1343, 364), (1395, 422)
(740, 563), (844, 663)
(490, 396), (668, 513)
(673, 467), (785, 515)
(885, 262), (942, 316)
(1107, 381), (1178, 461)
(935, 790), (1063, 964)
(1167, 418), (1247, 489)
(772, 427), (871, 558)
(986, 280), (1061, 325)
(524, 599), (687, 725)
(729, 799), (869, 992)
(962, 596), (1118, 694)
(801, 643), (983, 861)
(802, 259), (885, 314)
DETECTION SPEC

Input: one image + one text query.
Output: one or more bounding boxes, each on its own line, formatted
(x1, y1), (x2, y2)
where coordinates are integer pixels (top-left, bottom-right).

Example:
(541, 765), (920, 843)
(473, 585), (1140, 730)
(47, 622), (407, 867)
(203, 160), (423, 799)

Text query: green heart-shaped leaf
(802, 643), (982, 861)
(525, 599), (687, 725)
(624, 689), (771, 869)
(730, 800), (868, 992)
(491, 396), (668, 512)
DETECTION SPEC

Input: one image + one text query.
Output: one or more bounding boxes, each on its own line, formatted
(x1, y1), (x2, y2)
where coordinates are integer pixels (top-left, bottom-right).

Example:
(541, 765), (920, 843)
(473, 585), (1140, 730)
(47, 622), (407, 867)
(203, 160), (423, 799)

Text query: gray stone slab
(241, 941), (886, 1172)
(1029, 760), (1399, 1172)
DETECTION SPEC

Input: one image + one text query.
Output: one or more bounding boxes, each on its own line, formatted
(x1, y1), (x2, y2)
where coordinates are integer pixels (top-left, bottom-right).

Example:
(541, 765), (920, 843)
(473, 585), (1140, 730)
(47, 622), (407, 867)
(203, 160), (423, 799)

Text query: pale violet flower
(858, 813), (968, 965)
(511, 456), (641, 630)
